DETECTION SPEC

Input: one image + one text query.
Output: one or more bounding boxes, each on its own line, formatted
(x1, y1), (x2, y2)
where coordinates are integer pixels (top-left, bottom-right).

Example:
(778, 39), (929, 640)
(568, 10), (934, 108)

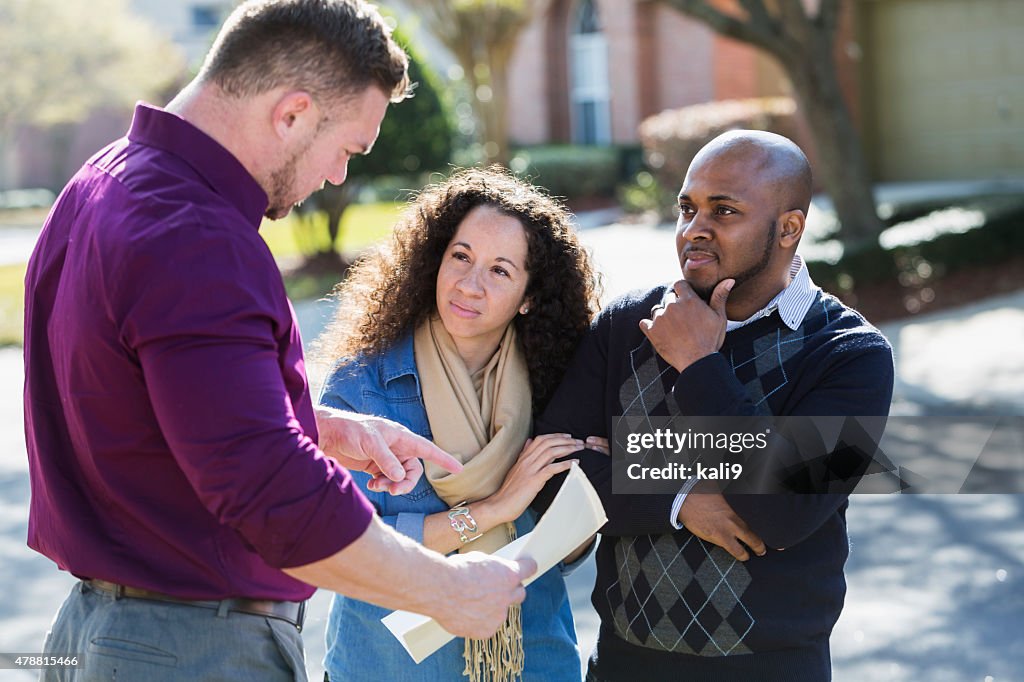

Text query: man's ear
(778, 209), (806, 248)
(270, 90), (317, 141)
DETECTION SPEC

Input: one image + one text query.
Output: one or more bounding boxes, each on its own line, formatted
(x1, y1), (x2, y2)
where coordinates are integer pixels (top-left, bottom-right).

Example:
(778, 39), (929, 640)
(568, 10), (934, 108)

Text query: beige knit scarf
(415, 315), (531, 682)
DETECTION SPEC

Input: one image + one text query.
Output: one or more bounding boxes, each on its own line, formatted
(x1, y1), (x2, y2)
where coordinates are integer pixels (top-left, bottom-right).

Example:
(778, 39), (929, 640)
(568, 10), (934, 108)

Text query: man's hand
(430, 555), (536, 639)
(640, 278), (733, 372)
(315, 407), (462, 495)
(677, 486), (766, 561)
(285, 516), (533, 640)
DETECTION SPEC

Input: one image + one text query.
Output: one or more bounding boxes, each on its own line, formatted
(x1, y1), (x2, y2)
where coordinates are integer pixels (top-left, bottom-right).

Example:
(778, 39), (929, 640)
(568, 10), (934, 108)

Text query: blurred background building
(504, 0), (1022, 182)
(5, 0), (1021, 194)
(5, 0), (233, 193)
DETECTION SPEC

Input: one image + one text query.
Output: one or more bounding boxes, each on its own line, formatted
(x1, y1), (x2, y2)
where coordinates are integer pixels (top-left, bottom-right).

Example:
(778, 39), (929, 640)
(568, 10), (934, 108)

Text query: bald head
(675, 129), (813, 318)
(689, 130), (812, 214)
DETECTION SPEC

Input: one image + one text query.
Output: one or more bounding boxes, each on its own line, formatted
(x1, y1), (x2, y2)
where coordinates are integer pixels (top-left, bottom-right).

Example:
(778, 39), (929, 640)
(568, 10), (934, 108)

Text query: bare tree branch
(655, 0), (780, 54)
(657, 0), (884, 244)
(772, 0), (813, 46)
(737, 0), (782, 39)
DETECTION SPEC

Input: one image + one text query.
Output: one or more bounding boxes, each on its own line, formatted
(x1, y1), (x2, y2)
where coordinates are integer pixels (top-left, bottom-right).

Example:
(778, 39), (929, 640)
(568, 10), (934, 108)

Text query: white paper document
(381, 464), (608, 663)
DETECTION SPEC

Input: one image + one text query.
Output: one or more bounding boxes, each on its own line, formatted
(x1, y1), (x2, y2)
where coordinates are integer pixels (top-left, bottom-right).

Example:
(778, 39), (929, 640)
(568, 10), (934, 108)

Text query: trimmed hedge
(510, 145), (620, 199)
(807, 195), (1024, 294)
(638, 97), (801, 195)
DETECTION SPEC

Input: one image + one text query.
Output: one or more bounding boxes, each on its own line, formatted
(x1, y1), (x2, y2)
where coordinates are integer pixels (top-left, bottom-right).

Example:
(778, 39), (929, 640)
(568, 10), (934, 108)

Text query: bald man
(533, 131), (894, 681)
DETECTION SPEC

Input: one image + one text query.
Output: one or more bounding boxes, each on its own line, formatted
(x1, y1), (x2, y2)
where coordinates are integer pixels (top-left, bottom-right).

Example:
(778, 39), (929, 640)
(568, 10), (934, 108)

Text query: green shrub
(355, 174), (422, 204)
(807, 195), (1024, 293)
(509, 145), (620, 199)
(292, 23), (454, 258)
(638, 97), (801, 196)
(617, 170), (675, 216)
(345, 32), (453, 180)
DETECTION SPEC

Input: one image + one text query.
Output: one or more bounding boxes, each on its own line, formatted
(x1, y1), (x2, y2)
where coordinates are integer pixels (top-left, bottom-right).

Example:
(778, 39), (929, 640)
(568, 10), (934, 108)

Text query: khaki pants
(40, 581), (306, 681)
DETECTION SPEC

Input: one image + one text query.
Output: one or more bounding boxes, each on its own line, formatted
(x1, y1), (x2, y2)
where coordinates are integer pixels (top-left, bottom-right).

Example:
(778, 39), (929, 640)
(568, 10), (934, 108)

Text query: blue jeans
(40, 581), (306, 681)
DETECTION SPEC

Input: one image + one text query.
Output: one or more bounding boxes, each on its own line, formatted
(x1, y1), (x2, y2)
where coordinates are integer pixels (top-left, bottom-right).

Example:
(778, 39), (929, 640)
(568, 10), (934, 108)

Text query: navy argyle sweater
(534, 284), (894, 682)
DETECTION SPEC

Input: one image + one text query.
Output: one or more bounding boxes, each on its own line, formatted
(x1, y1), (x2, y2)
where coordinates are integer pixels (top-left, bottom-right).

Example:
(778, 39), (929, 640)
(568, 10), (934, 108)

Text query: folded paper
(381, 464), (607, 663)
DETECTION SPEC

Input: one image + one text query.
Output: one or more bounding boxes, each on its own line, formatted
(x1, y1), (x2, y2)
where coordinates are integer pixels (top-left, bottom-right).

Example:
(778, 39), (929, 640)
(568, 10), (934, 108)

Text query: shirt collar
(126, 102), (269, 229)
(725, 254), (818, 332)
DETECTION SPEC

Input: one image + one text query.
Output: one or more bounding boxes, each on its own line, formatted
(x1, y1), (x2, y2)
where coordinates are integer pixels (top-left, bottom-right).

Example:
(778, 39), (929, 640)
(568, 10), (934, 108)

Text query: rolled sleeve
(259, 456), (376, 568)
(119, 228), (374, 568)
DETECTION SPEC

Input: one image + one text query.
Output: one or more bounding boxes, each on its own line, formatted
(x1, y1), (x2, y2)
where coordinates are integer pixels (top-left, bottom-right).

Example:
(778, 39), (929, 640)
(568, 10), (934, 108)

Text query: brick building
(506, 0), (1022, 182)
(7, 0), (1021, 192)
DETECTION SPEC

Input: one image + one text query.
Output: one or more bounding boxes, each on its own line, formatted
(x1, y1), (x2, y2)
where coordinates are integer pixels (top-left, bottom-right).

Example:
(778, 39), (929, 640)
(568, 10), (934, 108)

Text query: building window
(569, 0), (611, 145)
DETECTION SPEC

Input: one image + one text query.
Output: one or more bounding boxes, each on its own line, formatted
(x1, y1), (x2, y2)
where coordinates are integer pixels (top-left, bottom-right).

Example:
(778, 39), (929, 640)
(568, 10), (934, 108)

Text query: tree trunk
(655, 0), (885, 251)
(782, 40), (884, 251)
(468, 49), (511, 166)
(318, 182), (356, 254)
(486, 52), (512, 166)
(48, 124), (74, 193)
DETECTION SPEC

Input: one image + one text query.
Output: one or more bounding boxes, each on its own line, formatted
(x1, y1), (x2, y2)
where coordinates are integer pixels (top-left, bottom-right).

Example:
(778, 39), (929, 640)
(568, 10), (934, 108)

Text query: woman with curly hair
(316, 166), (602, 682)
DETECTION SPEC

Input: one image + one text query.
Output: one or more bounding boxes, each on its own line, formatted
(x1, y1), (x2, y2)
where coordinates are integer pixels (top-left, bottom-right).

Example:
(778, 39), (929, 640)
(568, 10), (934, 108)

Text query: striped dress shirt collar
(725, 254), (817, 333)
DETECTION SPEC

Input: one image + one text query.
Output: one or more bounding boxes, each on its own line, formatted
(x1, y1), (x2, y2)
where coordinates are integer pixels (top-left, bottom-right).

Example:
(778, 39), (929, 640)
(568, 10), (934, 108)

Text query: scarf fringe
(462, 521), (524, 682)
(462, 602), (524, 682)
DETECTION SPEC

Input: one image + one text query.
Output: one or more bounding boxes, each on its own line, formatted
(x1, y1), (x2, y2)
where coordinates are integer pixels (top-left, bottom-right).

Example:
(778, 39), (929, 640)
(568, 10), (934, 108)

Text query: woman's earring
(520, 305), (529, 315)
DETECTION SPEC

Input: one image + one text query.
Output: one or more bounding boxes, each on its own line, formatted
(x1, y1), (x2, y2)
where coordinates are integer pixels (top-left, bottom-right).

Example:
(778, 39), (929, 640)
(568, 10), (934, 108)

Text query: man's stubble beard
(264, 132), (320, 220)
(690, 219), (777, 303)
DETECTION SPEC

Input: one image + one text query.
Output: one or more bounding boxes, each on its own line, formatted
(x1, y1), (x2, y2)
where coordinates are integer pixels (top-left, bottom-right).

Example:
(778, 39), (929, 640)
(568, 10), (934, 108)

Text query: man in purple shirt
(24, 2), (533, 679)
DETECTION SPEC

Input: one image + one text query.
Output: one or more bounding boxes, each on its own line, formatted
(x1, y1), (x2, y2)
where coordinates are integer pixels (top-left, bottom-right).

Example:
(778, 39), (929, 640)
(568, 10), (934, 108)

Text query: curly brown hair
(314, 166), (600, 411)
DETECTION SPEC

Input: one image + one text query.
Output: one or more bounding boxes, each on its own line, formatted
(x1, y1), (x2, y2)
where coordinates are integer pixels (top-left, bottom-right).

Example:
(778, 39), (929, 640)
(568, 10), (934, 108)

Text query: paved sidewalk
(1, 220), (1021, 680)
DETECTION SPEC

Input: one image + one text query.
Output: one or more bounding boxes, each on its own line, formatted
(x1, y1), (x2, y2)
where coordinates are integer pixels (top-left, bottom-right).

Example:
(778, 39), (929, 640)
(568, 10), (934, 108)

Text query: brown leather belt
(85, 579), (306, 631)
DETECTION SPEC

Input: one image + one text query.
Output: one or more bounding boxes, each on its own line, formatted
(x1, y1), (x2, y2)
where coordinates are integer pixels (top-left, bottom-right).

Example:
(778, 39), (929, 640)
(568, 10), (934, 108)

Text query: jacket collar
(378, 331), (419, 386)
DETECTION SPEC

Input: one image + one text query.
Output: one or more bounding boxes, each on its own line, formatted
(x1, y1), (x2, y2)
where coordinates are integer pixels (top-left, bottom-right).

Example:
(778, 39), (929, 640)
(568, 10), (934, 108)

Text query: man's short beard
(264, 128), (321, 220)
(264, 151), (301, 220)
(692, 220), (777, 303)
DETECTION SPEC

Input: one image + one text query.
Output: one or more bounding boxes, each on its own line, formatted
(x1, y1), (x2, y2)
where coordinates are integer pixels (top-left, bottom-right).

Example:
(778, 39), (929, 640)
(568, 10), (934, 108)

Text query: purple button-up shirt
(23, 103), (374, 601)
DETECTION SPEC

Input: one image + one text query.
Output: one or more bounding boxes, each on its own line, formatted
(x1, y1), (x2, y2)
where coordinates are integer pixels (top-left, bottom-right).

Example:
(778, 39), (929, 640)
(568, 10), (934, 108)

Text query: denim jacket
(320, 333), (582, 681)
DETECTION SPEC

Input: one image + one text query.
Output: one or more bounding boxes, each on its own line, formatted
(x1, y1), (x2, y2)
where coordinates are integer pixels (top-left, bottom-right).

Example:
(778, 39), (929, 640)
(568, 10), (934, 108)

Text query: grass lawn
(0, 202), (401, 347)
(0, 263), (26, 346)
(259, 201), (402, 260)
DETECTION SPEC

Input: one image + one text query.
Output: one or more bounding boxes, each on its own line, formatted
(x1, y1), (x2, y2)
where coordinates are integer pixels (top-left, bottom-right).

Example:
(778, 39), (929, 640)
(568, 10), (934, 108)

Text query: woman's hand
(482, 434), (584, 524)
(585, 436), (610, 455)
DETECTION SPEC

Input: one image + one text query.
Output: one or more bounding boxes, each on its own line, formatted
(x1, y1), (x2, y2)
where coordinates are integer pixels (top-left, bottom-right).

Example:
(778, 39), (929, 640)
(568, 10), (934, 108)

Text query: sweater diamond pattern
(556, 288), (893, 678)
(730, 326), (807, 409)
(607, 343), (758, 655)
(606, 533), (754, 655)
